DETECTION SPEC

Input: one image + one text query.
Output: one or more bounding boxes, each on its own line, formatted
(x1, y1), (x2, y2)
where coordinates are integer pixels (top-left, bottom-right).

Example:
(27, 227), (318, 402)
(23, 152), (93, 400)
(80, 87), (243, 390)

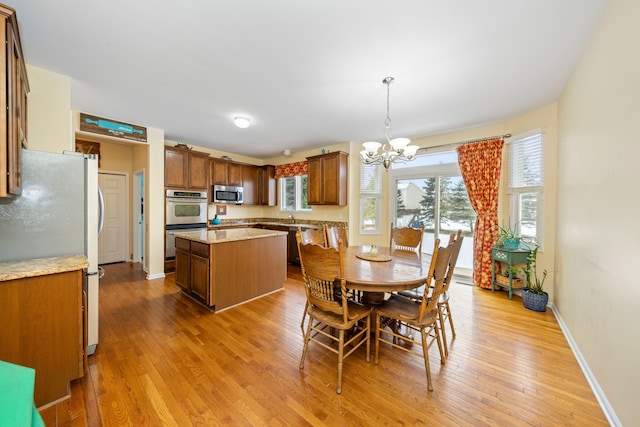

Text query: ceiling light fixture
(360, 77), (419, 170)
(234, 116), (251, 128)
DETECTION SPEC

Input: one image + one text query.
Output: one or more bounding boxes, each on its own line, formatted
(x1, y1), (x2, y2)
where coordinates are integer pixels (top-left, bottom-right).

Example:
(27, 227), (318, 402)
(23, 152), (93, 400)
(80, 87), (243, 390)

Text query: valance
(274, 160), (308, 179)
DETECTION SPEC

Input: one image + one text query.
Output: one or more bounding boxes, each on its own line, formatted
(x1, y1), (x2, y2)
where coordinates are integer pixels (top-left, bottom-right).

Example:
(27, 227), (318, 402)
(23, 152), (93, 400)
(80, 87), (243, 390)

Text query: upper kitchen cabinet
(0, 4), (29, 198)
(164, 145), (209, 190)
(243, 164), (276, 206)
(211, 157), (243, 186)
(258, 165), (276, 206)
(241, 163), (259, 205)
(307, 151), (348, 205)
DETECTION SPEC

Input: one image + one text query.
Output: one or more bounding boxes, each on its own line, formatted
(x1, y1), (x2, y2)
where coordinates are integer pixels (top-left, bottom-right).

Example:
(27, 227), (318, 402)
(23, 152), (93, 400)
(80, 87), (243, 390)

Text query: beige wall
(25, 65), (72, 153)
(555, 0), (637, 424)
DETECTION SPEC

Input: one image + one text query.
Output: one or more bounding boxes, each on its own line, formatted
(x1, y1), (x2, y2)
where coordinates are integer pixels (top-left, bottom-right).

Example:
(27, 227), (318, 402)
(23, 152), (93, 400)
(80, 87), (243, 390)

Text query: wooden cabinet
(0, 270), (83, 407)
(258, 165), (277, 206)
(211, 157), (243, 186)
(0, 5), (29, 198)
(307, 151), (348, 205)
(242, 164), (259, 205)
(175, 231), (287, 311)
(164, 146), (209, 190)
(175, 237), (211, 305)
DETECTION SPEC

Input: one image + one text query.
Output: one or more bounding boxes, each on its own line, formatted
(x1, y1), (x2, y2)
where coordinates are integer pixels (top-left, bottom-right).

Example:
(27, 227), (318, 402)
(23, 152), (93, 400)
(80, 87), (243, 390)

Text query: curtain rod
(417, 133), (512, 152)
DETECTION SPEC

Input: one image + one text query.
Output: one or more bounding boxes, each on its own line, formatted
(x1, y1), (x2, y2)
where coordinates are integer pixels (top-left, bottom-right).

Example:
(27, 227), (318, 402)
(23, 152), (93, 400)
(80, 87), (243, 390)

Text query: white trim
(549, 303), (621, 426)
(146, 272), (166, 280)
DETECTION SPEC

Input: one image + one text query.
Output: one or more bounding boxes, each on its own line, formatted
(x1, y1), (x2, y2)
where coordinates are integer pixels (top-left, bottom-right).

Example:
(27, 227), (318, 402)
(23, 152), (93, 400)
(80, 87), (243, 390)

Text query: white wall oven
(165, 189), (207, 259)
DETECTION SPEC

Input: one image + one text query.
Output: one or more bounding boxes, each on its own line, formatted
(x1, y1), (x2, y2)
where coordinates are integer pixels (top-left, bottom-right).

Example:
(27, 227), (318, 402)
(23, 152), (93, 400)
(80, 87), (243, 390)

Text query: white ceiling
(13, 0), (607, 158)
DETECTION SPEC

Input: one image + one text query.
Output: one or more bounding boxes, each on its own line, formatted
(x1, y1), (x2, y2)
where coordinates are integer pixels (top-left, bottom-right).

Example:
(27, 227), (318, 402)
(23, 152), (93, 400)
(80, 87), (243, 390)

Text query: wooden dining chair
(298, 227), (328, 337)
(373, 238), (454, 391)
(390, 222), (425, 253)
(324, 224), (349, 249)
(296, 231), (372, 394)
(397, 230), (463, 358)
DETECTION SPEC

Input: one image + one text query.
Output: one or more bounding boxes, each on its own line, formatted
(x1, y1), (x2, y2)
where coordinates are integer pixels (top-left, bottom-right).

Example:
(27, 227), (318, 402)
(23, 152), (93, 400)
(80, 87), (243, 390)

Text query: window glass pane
(361, 197), (378, 231)
(509, 133), (544, 188)
(519, 192), (537, 239)
(360, 163), (382, 193)
(300, 175), (310, 210)
(394, 178), (434, 229)
(439, 176), (476, 236)
(282, 177), (295, 210)
(393, 151), (458, 169)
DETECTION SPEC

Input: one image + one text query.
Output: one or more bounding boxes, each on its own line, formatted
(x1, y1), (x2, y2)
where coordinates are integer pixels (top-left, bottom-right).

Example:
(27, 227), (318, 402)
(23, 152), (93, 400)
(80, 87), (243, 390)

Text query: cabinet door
(175, 247), (191, 291)
(228, 162), (243, 186)
(188, 151), (209, 190)
(191, 253), (210, 303)
(211, 158), (228, 185)
(165, 148), (188, 188)
(306, 156), (323, 205)
(258, 165), (276, 206)
(307, 152), (348, 205)
(2, 18), (28, 198)
(242, 164), (259, 205)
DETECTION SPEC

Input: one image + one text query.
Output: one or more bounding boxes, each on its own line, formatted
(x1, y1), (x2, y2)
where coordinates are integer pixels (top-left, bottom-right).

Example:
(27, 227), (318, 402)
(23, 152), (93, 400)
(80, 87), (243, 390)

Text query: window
(508, 130), (544, 245)
(360, 162), (382, 234)
(280, 175), (310, 211)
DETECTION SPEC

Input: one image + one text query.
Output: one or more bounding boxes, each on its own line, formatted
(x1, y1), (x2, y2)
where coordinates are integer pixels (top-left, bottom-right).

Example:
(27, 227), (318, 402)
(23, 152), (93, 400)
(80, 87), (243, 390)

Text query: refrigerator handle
(98, 186), (105, 237)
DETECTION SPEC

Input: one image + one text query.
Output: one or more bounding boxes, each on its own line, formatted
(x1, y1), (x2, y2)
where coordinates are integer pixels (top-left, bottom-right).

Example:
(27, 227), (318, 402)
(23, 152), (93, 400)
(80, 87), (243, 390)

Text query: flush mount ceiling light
(233, 116), (251, 128)
(360, 77), (419, 170)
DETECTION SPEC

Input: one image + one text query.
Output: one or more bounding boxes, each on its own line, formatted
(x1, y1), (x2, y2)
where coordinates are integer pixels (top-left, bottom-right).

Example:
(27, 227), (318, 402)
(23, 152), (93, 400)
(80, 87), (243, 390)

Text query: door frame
(133, 169), (145, 264)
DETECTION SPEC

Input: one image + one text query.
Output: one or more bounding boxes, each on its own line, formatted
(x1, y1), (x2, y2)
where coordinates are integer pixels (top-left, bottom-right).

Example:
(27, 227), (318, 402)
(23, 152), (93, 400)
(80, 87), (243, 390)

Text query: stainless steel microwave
(213, 185), (243, 204)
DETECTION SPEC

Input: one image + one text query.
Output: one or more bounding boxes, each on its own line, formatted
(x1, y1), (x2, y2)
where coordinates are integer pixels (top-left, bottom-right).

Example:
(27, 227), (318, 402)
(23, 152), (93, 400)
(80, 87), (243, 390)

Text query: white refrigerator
(0, 149), (104, 355)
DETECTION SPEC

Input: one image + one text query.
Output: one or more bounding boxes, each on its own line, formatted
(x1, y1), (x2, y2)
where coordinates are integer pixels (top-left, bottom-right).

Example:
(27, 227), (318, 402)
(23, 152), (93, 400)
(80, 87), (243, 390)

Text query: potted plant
(495, 223), (520, 248)
(521, 245), (548, 312)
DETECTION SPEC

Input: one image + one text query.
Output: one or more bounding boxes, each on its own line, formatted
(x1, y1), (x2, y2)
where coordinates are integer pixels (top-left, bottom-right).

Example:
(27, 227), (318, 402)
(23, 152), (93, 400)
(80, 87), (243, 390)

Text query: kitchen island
(173, 227), (288, 311)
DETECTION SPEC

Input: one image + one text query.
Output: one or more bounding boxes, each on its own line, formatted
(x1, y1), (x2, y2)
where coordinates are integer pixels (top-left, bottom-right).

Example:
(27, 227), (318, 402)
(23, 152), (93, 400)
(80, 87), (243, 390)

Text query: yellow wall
(555, 0), (638, 423)
(25, 65), (72, 153)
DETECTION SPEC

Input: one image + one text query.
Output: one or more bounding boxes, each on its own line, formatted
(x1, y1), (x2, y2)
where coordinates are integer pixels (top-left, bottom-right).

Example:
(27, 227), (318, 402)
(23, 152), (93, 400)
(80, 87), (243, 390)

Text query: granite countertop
(173, 227), (288, 244)
(0, 254), (89, 282)
(208, 221), (321, 230)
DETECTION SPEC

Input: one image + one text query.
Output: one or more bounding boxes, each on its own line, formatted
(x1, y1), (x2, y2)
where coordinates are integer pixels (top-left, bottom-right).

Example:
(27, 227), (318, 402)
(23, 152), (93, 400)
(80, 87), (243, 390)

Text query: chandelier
(360, 77), (419, 170)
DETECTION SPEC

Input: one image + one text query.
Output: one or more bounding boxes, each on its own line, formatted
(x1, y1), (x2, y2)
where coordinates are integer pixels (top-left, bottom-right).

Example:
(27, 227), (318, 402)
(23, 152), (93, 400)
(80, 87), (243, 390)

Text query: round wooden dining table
(342, 245), (431, 304)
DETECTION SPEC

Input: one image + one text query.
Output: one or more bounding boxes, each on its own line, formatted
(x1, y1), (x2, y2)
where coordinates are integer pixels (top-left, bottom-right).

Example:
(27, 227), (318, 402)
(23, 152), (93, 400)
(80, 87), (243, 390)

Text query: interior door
(98, 173), (127, 264)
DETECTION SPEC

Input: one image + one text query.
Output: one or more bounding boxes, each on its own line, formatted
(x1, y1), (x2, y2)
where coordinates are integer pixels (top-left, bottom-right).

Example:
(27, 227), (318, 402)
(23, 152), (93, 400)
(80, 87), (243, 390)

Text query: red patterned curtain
(274, 160), (308, 179)
(456, 139), (504, 289)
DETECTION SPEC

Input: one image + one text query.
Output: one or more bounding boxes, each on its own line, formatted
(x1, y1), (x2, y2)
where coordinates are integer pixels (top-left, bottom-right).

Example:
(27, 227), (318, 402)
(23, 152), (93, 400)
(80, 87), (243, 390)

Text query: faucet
(288, 214), (295, 224)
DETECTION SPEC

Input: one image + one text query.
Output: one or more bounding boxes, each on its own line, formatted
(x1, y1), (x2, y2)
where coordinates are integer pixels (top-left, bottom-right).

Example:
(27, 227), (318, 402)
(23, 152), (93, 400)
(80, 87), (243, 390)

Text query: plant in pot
(521, 245), (548, 312)
(496, 223), (520, 249)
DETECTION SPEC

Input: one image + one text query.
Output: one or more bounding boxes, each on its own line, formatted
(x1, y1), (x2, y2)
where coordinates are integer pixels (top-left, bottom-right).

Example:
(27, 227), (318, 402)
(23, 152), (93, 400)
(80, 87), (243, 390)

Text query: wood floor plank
(42, 262), (608, 426)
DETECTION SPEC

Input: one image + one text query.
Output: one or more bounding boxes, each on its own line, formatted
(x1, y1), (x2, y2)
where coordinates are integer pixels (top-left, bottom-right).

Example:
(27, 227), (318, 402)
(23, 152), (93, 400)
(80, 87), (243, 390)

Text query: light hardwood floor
(40, 262), (608, 426)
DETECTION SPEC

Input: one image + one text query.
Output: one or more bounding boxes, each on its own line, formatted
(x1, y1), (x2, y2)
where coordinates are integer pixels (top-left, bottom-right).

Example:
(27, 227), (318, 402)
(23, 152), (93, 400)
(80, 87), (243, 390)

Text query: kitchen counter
(174, 228), (287, 311)
(173, 227), (288, 244)
(0, 254), (88, 282)
(207, 221), (322, 230)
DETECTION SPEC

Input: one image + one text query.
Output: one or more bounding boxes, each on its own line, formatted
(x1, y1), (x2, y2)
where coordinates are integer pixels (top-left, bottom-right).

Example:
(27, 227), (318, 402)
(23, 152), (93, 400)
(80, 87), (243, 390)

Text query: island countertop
(0, 254), (88, 282)
(172, 227), (288, 245)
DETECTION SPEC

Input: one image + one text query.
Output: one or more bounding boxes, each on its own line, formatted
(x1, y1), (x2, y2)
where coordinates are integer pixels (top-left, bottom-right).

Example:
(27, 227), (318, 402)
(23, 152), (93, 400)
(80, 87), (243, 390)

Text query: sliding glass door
(390, 151), (475, 274)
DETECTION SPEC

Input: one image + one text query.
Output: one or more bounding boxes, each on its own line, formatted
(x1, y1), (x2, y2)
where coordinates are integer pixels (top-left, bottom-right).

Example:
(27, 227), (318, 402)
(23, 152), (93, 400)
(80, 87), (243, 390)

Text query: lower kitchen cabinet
(0, 268), (84, 407)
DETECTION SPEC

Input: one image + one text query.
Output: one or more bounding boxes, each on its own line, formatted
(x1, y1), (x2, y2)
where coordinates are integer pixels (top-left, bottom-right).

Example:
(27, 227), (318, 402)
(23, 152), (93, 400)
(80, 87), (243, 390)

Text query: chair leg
(445, 301), (456, 339)
(365, 315), (371, 363)
(299, 318), (312, 370)
(374, 313), (381, 365)
(420, 328), (433, 392)
(434, 322), (445, 364)
(336, 329), (345, 394)
(300, 301), (308, 338)
(437, 304), (449, 358)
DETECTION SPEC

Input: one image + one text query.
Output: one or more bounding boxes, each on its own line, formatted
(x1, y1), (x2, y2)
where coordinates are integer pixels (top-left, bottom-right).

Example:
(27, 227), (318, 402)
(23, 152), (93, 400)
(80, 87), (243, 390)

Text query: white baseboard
(549, 303), (621, 426)
(146, 272), (165, 280)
